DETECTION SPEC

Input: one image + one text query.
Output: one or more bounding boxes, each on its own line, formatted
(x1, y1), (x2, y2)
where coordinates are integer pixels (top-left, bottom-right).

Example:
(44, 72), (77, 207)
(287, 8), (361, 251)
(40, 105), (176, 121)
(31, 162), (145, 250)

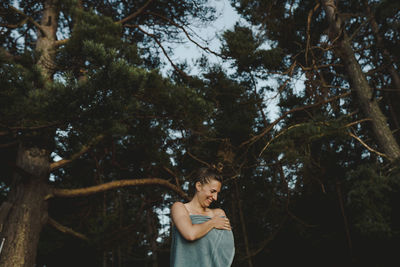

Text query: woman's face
(195, 179), (222, 208)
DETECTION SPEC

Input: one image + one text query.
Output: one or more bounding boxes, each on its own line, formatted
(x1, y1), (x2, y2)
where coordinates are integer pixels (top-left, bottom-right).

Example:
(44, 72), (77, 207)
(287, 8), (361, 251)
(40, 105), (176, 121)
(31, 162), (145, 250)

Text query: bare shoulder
(171, 202), (190, 225)
(212, 208), (227, 217)
(171, 201), (185, 213)
(171, 201), (184, 209)
(171, 202), (189, 216)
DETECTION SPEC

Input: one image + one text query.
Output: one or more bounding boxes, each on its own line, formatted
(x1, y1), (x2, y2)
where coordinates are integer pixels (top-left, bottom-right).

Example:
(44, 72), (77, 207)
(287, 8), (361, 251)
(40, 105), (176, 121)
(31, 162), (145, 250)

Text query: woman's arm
(171, 202), (231, 241)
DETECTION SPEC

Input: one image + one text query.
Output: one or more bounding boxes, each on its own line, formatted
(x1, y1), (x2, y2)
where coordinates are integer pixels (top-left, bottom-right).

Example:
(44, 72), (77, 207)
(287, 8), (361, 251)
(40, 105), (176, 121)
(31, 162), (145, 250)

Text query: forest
(0, 0), (400, 266)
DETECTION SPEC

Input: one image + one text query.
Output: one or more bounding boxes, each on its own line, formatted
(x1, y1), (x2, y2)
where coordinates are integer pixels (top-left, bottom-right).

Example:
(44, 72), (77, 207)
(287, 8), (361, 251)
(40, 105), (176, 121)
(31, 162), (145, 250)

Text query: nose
(212, 193), (218, 201)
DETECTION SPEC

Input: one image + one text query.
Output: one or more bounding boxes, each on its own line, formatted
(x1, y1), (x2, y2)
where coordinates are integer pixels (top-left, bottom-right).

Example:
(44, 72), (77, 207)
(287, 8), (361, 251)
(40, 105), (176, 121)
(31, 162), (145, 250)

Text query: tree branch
(240, 92), (351, 147)
(8, 6), (46, 36)
(348, 131), (387, 158)
(259, 123), (304, 156)
(117, 0), (154, 25)
(50, 134), (105, 172)
(143, 11), (225, 59)
(127, 25), (189, 78)
(47, 178), (190, 201)
(163, 166), (181, 188)
(0, 121), (61, 136)
(305, 3), (321, 65)
(344, 118), (372, 128)
(186, 151), (211, 167)
(0, 47), (17, 62)
(54, 38), (69, 47)
(47, 217), (89, 241)
(0, 20), (28, 29)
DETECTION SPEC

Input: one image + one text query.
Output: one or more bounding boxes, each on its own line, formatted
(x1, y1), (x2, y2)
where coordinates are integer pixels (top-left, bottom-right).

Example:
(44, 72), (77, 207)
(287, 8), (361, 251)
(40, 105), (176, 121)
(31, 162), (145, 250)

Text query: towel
(170, 214), (235, 267)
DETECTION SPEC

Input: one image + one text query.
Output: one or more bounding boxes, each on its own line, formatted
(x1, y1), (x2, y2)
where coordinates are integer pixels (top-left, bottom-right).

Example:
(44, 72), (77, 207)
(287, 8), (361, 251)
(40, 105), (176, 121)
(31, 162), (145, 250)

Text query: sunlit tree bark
(322, 0), (400, 162)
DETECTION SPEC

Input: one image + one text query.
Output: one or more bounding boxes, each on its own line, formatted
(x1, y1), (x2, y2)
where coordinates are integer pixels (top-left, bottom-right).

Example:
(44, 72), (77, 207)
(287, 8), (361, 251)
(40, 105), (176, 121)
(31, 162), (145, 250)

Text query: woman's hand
(211, 216), (231, 230)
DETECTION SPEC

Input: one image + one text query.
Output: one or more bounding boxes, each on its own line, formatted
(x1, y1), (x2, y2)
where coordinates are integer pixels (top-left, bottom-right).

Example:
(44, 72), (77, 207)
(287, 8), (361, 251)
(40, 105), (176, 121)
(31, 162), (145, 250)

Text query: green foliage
(0, 55), (50, 126)
(221, 24), (284, 73)
(203, 68), (260, 144)
(347, 165), (393, 239)
(1, 0), (221, 265)
(1, 0), (400, 266)
(223, 0), (400, 266)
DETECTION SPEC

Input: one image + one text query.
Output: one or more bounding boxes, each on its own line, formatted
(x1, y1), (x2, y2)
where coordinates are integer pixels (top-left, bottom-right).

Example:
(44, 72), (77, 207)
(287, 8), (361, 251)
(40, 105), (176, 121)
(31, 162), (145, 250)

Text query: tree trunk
(335, 181), (352, 252)
(363, 0), (400, 93)
(234, 180), (253, 267)
(35, 0), (59, 79)
(0, 1), (60, 265)
(363, 0), (400, 135)
(337, 37), (400, 161)
(0, 146), (50, 267)
(322, 0), (400, 162)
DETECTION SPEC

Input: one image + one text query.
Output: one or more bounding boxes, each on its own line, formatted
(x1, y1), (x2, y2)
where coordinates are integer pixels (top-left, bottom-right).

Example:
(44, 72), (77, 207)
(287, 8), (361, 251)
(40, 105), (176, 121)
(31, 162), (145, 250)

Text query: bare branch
(348, 17), (370, 41)
(240, 92), (351, 147)
(8, 6), (46, 36)
(0, 121), (61, 137)
(125, 24), (189, 77)
(344, 118), (372, 128)
(0, 17), (28, 29)
(259, 108), (373, 157)
(50, 134), (105, 172)
(186, 151), (211, 167)
(348, 131), (387, 158)
(117, 0), (154, 25)
(47, 178), (190, 201)
(54, 38), (69, 47)
(47, 217), (89, 241)
(163, 166), (181, 188)
(299, 63), (343, 71)
(305, 3), (321, 65)
(259, 123), (304, 156)
(143, 11), (225, 59)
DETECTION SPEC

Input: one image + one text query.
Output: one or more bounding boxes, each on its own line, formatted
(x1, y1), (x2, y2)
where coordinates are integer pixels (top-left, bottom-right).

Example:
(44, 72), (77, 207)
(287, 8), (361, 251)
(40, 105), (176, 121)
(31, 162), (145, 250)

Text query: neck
(188, 196), (207, 212)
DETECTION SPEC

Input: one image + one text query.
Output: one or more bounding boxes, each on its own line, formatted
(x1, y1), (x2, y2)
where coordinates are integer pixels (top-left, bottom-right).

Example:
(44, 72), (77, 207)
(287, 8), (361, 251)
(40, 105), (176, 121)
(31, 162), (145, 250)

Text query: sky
(161, 0), (283, 120)
(155, 1), (281, 234)
(156, 1), (242, 232)
(165, 0), (241, 74)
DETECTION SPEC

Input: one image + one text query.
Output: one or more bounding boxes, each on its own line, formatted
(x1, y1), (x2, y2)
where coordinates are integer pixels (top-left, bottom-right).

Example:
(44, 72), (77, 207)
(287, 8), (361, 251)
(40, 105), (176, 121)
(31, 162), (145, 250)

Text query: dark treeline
(0, 0), (399, 266)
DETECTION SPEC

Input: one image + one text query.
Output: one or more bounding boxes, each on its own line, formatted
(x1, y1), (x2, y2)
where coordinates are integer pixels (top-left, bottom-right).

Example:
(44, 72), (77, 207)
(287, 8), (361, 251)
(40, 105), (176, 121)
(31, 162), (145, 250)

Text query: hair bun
(211, 162), (224, 173)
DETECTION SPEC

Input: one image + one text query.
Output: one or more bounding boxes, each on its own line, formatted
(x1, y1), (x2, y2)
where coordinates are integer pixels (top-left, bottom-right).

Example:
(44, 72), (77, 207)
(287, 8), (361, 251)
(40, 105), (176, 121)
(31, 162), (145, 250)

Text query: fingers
(224, 218), (231, 230)
(212, 216), (232, 230)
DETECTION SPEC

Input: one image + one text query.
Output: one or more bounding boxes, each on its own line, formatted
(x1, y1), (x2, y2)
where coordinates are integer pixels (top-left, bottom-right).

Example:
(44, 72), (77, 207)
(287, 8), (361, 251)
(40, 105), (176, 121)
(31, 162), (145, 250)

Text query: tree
(321, 0), (400, 162)
(215, 0), (400, 265)
(0, 0), (218, 266)
(227, 0), (400, 161)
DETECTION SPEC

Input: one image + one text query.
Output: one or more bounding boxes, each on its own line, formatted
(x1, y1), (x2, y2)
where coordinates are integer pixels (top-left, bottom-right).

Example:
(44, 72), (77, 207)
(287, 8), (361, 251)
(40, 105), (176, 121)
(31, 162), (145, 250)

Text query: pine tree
(216, 0), (400, 265)
(0, 0), (218, 265)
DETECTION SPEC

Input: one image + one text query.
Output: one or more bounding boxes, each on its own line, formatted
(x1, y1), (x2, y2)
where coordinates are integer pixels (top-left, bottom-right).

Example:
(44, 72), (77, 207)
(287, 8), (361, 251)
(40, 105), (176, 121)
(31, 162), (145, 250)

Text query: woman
(170, 167), (235, 267)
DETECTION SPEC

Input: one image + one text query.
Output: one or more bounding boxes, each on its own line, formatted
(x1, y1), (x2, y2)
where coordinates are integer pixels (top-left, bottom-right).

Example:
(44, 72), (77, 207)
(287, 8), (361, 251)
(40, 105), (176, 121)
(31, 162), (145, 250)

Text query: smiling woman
(170, 167), (235, 267)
